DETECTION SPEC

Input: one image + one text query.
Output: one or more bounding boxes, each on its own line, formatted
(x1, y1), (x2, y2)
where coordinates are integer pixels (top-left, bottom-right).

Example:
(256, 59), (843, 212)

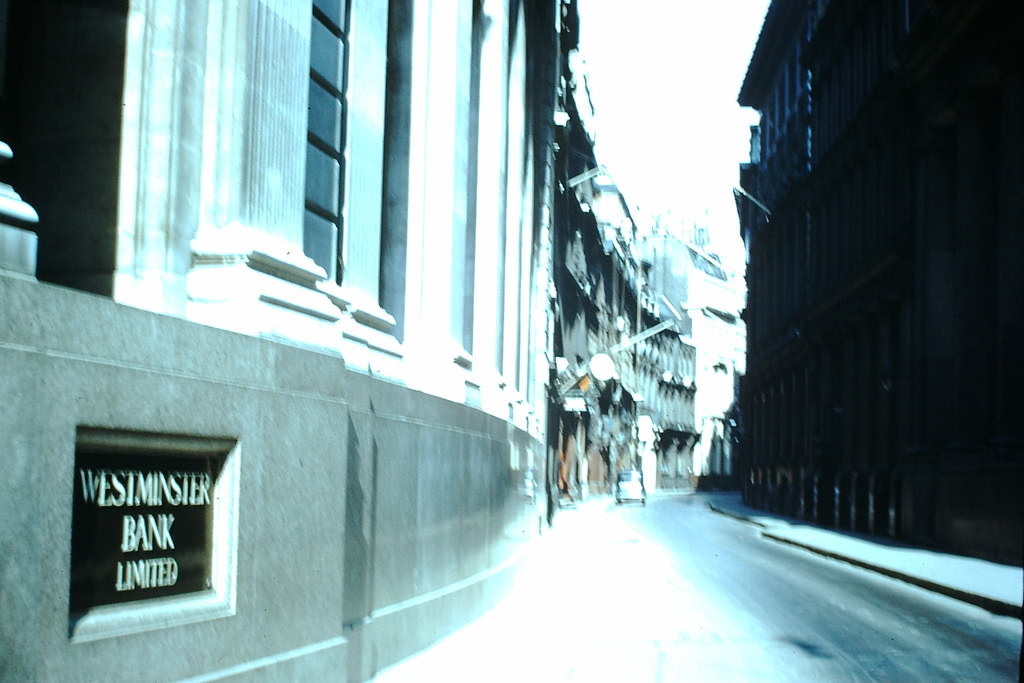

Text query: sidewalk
(706, 491), (1023, 618)
(371, 494), (623, 682)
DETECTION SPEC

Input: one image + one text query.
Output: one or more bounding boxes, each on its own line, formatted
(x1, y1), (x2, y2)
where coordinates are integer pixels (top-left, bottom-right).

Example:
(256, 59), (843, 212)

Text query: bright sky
(575, 1), (770, 274)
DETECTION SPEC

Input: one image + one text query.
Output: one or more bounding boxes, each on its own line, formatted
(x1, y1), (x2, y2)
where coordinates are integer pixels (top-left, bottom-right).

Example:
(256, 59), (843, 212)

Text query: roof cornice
(738, 0), (807, 108)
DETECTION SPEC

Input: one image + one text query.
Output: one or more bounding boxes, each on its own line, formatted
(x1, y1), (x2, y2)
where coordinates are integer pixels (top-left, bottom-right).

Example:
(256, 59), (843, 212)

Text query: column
(995, 64), (1024, 445)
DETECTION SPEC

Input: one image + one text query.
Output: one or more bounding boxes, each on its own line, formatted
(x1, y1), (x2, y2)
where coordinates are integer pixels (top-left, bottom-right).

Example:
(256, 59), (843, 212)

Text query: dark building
(737, 0), (1023, 564)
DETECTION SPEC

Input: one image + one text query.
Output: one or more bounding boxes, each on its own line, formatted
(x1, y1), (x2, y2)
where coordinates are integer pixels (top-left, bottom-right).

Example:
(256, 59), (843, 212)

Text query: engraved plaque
(69, 432), (226, 617)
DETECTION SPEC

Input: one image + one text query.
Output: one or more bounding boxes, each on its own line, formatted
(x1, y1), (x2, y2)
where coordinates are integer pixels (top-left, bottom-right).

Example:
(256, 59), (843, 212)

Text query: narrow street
(377, 493), (1022, 682)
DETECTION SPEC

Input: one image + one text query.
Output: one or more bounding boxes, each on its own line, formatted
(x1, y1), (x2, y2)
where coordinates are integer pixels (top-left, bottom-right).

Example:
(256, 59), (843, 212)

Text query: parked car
(615, 469), (646, 505)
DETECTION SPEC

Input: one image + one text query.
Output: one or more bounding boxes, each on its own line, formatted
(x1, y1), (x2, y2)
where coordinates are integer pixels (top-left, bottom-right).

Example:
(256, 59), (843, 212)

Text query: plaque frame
(68, 427), (240, 643)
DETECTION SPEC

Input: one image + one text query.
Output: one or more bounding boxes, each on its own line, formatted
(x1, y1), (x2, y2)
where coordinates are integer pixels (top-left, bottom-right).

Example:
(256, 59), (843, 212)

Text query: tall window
(458, 0), (485, 353)
(380, 0), (413, 340)
(304, 0), (350, 282)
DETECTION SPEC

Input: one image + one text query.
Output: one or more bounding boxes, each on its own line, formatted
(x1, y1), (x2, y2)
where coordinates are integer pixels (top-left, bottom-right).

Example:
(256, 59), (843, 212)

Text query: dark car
(615, 469), (646, 505)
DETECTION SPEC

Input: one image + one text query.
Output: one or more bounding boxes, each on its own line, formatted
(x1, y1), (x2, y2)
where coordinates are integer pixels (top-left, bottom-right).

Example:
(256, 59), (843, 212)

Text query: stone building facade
(0, 0), (569, 679)
(644, 234), (747, 489)
(737, 0), (1023, 564)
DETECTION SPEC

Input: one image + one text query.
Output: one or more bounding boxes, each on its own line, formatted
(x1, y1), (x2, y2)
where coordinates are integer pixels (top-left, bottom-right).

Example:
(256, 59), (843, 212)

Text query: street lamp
(589, 352), (617, 382)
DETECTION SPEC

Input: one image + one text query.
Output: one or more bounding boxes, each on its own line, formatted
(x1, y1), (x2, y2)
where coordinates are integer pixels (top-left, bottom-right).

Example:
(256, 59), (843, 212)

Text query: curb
(707, 502), (768, 529)
(708, 503), (1022, 619)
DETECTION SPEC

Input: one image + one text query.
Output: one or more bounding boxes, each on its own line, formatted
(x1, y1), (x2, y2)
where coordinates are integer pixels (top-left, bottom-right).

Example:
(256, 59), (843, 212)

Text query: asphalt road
(377, 493), (1022, 682)
(617, 494), (1022, 681)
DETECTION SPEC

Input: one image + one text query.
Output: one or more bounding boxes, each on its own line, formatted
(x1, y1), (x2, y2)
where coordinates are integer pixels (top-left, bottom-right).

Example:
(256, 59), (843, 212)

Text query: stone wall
(0, 273), (540, 681)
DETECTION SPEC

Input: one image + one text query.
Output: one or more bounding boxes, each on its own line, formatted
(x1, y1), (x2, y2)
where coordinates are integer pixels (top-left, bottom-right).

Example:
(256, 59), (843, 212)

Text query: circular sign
(589, 353), (616, 381)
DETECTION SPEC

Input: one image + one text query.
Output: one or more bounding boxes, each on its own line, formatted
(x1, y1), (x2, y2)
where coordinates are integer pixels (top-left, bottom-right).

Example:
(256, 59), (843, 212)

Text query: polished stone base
(0, 273), (541, 681)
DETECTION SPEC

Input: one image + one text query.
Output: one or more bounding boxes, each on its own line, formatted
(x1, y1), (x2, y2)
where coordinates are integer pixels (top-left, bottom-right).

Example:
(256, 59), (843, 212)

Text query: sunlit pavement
(705, 491), (1023, 617)
(372, 494), (694, 682)
(373, 492), (1022, 682)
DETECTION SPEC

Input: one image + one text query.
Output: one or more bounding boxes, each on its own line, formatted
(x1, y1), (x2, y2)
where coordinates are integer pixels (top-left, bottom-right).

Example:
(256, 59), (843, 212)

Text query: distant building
(550, 56), (697, 497)
(550, 87), (646, 496)
(738, 0), (1023, 564)
(641, 233), (746, 488)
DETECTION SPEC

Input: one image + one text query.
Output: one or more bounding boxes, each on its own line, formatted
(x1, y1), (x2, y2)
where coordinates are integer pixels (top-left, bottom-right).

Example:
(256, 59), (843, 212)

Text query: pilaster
(401, 0), (475, 402)
(187, 224), (344, 352)
(179, 1), (347, 352)
(115, 0), (211, 314)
